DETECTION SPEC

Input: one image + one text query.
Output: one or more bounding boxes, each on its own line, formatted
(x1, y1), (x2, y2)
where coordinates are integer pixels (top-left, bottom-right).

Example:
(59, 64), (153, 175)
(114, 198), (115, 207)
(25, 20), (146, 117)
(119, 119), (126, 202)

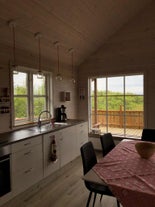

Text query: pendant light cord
(57, 44), (60, 74)
(35, 32), (43, 78)
(38, 36), (41, 72)
(12, 24), (16, 66)
(8, 20), (18, 72)
(71, 51), (74, 78)
(55, 41), (62, 80)
(71, 49), (75, 83)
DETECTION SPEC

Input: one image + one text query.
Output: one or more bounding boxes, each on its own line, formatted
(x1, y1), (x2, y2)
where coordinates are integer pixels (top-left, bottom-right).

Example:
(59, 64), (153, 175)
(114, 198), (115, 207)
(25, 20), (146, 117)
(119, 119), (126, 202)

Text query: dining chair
(100, 133), (115, 156)
(80, 141), (120, 207)
(141, 128), (155, 142)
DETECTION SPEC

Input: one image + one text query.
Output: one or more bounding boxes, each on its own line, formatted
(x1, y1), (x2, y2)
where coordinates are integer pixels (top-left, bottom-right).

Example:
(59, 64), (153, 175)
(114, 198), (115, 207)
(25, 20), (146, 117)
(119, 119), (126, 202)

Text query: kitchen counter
(0, 119), (85, 146)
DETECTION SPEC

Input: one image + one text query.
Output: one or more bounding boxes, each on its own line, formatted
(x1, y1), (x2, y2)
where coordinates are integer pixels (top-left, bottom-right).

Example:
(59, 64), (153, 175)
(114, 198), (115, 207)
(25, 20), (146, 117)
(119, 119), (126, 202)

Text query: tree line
(91, 91), (143, 111)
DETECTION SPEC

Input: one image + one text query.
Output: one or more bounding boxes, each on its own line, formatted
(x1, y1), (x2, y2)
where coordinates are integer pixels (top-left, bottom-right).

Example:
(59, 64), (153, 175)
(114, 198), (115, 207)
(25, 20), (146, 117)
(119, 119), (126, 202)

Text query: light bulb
(12, 65), (18, 74)
(56, 73), (63, 81)
(71, 78), (76, 84)
(37, 71), (44, 79)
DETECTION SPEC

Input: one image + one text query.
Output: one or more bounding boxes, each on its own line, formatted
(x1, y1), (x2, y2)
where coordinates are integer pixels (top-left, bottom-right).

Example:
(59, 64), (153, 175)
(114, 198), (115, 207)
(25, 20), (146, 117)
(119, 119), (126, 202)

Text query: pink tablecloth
(93, 140), (155, 207)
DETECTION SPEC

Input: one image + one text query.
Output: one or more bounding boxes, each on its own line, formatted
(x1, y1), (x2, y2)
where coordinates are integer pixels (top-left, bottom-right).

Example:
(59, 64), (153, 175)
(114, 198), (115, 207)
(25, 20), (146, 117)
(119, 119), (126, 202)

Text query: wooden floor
(2, 151), (121, 207)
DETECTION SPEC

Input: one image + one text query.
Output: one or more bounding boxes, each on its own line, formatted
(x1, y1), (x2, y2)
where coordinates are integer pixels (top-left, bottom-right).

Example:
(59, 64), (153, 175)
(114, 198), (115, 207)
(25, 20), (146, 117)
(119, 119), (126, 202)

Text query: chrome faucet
(38, 110), (52, 128)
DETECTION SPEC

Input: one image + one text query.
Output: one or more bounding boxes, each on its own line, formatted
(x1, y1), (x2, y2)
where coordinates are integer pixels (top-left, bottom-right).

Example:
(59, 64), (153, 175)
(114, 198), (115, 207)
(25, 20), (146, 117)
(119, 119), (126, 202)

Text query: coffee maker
(56, 105), (67, 122)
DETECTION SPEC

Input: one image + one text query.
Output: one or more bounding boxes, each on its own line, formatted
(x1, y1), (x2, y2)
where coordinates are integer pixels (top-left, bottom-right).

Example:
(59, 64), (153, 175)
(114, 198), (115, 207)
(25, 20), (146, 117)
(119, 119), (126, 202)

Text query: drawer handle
(0, 157), (10, 163)
(24, 151), (31, 156)
(24, 168), (32, 174)
(24, 142), (31, 146)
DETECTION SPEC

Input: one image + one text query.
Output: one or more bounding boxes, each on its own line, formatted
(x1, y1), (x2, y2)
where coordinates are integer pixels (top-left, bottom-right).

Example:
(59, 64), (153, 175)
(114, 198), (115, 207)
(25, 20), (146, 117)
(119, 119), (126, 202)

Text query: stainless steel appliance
(0, 145), (11, 197)
(56, 105), (67, 122)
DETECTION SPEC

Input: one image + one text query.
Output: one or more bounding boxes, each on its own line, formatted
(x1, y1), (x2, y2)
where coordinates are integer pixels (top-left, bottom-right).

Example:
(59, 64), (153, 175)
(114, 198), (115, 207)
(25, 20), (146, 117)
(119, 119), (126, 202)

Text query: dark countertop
(0, 119), (86, 147)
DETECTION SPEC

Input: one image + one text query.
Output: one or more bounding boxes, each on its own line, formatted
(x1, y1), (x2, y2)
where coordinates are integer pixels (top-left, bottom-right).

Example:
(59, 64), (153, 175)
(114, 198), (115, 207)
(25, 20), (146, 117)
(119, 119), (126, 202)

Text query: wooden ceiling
(0, 0), (153, 68)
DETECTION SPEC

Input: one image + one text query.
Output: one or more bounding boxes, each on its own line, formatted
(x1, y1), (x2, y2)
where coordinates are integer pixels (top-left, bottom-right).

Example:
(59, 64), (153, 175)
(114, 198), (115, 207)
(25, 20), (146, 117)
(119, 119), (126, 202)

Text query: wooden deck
(91, 126), (142, 138)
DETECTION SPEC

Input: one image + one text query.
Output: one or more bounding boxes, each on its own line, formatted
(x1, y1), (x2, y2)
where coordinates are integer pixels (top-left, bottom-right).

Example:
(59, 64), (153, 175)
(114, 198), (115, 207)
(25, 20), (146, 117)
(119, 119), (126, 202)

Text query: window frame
(12, 66), (52, 127)
(88, 73), (144, 138)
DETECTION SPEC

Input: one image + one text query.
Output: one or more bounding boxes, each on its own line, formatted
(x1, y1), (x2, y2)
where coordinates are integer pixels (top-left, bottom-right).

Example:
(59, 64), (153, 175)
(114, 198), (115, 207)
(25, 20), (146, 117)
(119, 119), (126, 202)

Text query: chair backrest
(100, 133), (115, 156)
(141, 128), (155, 142)
(80, 141), (97, 175)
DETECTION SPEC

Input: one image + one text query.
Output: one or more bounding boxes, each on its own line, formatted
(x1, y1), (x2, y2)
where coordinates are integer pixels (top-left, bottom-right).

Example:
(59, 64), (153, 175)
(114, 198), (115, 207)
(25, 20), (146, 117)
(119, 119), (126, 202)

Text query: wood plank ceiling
(0, 0), (153, 69)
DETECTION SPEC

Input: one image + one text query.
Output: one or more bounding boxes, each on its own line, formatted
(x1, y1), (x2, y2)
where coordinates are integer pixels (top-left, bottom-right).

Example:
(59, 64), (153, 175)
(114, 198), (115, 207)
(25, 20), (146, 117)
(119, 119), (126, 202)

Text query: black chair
(141, 128), (155, 142)
(100, 133), (115, 157)
(80, 141), (120, 207)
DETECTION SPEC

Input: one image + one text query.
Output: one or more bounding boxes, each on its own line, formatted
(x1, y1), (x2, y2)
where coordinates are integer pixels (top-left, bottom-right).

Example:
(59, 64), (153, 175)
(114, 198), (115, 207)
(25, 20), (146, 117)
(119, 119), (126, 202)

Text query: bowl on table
(135, 142), (155, 159)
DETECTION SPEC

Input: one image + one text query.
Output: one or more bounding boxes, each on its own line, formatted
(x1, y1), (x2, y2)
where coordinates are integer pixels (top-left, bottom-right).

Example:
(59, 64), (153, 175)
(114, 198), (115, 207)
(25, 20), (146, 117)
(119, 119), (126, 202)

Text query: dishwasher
(0, 145), (11, 197)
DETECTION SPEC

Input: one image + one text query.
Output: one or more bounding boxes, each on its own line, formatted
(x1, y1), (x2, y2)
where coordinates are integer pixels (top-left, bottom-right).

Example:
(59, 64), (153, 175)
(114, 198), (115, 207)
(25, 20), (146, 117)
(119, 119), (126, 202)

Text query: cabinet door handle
(24, 142), (31, 146)
(24, 168), (32, 174)
(24, 150), (31, 156)
(0, 157), (10, 163)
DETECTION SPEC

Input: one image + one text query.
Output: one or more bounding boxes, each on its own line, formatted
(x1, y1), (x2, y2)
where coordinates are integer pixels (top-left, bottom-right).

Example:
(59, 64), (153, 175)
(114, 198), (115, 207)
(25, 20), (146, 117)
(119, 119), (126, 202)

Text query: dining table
(82, 139), (155, 207)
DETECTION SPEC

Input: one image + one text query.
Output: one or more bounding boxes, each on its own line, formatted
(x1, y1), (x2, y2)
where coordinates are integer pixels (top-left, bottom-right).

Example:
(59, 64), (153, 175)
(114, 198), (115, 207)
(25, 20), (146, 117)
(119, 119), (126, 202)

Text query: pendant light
(69, 48), (76, 84)
(8, 20), (18, 73)
(35, 32), (43, 79)
(54, 41), (62, 81)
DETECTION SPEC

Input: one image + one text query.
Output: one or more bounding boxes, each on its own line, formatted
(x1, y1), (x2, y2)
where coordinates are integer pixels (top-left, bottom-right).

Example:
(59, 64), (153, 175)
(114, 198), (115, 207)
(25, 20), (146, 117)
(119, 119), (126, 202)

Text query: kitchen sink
(28, 124), (59, 133)
(27, 122), (69, 133)
(54, 122), (69, 126)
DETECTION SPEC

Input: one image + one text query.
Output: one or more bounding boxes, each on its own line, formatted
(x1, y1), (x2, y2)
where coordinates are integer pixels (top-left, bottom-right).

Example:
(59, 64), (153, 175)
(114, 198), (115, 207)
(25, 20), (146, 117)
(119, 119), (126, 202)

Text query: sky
(93, 75), (143, 95)
(13, 71), (45, 88)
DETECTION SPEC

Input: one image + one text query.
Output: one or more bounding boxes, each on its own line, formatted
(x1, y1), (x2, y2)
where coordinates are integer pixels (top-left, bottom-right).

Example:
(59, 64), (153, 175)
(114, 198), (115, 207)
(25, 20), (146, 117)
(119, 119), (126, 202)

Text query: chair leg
(100, 194), (103, 202)
(116, 199), (120, 207)
(86, 191), (92, 207)
(92, 193), (97, 207)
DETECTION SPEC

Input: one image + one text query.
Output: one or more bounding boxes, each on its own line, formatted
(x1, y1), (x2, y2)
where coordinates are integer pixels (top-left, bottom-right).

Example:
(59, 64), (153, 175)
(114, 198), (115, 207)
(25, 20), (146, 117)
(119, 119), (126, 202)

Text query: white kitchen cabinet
(76, 122), (88, 155)
(43, 131), (60, 178)
(11, 136), (43, 195)
(0, 121), (89, 206)
(59, 126), (77, 167)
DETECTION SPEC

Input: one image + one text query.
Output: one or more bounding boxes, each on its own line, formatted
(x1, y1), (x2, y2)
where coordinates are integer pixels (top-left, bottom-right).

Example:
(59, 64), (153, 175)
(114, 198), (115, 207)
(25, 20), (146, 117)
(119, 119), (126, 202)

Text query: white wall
(78, 1), (155, 129)
(53, 67), (78, 119)
(0, 66), (11, 132)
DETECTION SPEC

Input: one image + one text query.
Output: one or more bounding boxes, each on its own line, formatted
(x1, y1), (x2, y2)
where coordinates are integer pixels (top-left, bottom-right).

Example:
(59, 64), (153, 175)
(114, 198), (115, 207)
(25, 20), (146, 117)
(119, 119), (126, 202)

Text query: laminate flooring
(2, 151), (121, 207)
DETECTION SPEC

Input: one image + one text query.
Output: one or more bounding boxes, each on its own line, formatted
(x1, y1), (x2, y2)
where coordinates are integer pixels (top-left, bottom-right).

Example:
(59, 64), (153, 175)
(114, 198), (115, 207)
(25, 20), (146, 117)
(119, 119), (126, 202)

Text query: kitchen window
(89, 74), (144, 138)
(12, 67), (52, 126)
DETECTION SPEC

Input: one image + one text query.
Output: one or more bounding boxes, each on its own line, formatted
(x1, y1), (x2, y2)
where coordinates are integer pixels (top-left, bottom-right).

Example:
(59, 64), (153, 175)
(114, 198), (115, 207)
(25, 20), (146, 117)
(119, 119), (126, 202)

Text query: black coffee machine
(56, 105), (67, 122)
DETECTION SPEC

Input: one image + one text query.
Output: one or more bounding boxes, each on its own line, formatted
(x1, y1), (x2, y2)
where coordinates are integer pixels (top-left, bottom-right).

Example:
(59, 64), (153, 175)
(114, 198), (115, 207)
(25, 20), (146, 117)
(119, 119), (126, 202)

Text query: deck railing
(92, 110), (143, 129)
